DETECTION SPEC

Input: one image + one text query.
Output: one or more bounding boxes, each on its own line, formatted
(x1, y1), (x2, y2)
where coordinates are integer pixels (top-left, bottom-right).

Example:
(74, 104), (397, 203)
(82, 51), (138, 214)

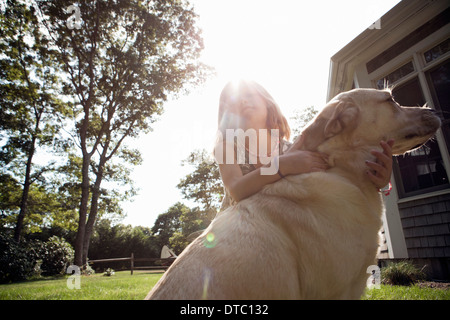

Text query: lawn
(363, 284), (450, 300)
(0, 271), (448, 300)
(0, 271), (163, 300)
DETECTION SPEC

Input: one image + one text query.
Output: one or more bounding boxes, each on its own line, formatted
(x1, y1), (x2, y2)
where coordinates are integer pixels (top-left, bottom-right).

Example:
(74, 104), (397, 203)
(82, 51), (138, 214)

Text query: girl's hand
(365, 140), (394, 189)
(280, 150), (329, 176)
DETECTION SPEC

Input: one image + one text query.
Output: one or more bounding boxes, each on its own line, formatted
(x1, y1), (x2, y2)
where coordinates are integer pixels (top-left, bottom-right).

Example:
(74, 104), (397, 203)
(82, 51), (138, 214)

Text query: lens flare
(202, 268), (212, 300)
(219, 111), (242, 130)
(204, 232), (217, 248)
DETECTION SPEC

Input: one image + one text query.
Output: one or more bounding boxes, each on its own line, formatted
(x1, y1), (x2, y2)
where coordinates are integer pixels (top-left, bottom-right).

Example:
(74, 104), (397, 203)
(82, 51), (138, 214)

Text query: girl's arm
(218, 139), (393, 203)
(218, 144), (329, 202)
(219, 162), (279, 202)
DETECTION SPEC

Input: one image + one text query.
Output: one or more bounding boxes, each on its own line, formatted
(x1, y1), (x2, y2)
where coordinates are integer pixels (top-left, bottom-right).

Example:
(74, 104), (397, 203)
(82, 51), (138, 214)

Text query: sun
(196, 1), (286, 82)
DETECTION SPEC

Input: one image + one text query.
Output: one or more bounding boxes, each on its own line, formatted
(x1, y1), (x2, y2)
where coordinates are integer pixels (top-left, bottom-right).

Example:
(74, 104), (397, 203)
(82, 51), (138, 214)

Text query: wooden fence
(88, 253), (174, 275)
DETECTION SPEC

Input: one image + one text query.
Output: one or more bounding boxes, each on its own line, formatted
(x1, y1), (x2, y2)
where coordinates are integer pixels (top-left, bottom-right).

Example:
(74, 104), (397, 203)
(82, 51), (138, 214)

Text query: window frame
(368, 31), (450, 199)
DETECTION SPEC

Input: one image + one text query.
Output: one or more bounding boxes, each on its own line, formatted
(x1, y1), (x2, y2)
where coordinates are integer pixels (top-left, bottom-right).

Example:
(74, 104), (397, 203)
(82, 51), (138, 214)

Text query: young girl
(215, 80), (393, 210)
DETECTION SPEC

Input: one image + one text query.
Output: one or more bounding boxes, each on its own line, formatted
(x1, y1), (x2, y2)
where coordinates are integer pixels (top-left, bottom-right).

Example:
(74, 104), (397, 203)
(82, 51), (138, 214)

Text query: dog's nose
(422, 111), (441, 128)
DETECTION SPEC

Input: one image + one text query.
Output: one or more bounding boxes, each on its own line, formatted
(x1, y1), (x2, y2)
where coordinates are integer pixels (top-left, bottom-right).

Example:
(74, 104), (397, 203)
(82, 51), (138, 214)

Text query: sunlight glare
(122, 0), (403, 227)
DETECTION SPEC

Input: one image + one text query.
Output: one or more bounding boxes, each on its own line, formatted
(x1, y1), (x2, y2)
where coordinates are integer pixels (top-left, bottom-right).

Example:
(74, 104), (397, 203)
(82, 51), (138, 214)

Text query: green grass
(0, 271), (163, 300)
(363, 284), (450, 300)
(1, 272), (449, 300)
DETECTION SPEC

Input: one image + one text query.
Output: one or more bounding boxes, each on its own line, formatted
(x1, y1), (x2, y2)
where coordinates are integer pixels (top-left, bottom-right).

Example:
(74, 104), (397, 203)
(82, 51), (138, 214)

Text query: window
(391, 77), (424, 105)
(424, 38), (450, 63)
(376, 62), (415, 89)
(390, 79), (449, 197)
(426, 59), (450, 152)
(371, 33), (450, 199)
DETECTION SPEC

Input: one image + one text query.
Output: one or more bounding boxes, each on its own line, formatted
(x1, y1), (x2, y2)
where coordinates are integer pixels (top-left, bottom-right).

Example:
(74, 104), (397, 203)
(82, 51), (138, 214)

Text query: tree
(89, 219), (159, 263)
(36, 0), (212, 266)
(290, 106), (319, 140)
(0, 174), (64, 234)
(168, 206), (206, 254)
(151, 202), (210, 255)
(49, 152), (133, 232)
(177, 149), (224, 214)
(151, 202), (186, 250)
(168, 149), (224, 253)
(0, 0), (71, 241)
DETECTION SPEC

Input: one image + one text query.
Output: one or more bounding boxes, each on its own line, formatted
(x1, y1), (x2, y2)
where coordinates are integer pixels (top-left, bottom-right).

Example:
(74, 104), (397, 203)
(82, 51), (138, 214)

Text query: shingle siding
(398, 193), (450, 259)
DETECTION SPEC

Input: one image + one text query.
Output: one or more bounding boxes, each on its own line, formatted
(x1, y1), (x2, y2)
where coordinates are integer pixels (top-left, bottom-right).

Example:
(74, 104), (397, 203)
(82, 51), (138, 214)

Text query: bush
(38, 236), (74, 276)
(84, 263), (95, 276)
(0, 234), (74, 282)
(103, 268), (115, 277)
(0, 234), (38, 283)
(381, 261), (426, 286)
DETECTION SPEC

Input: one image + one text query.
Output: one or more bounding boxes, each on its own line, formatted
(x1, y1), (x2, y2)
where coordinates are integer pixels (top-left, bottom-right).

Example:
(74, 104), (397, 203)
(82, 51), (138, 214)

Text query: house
(327, 0), (450, 279)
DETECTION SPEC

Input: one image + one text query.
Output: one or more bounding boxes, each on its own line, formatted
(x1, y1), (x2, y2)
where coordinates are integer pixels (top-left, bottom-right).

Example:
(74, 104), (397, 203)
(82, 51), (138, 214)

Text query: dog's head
(294, 88), (441, 156)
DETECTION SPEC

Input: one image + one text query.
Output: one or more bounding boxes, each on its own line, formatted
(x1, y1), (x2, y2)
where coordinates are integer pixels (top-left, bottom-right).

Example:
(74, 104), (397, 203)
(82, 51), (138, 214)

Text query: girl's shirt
(220, 139), (292, 210)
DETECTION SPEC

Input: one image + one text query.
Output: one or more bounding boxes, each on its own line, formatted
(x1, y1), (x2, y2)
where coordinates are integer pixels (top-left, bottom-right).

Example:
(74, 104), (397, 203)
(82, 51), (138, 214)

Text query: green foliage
(151, 201), (215, 254)
(168, 231), (188, 255)
(168, 149), (224, 253)
(84, 263), (96, 276)
(177, 149), (224, 212)
(103, 268), (115, 277)
(88, 220), (159, 270)
(151, 202), (186, 249)
(363, 284), (450, 300)
(0, 173), (22, 226)
(0, 233), (37, 283)
(0, 174), (79, 234)
(36, 236), (74, 276)
(0, 0), (211, 265)
(33, 0), (212, 265)
(381, 261), (427, 286)
(0, 0), (73, 240)
(290, 106), (319, 140)
(0, 233), (75, 282)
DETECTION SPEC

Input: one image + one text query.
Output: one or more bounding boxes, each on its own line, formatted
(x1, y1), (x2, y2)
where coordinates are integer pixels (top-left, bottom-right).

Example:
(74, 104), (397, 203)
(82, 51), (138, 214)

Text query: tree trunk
(74, 66), (94, 267)
(14, 133), (37, 242)
(74, 154), (91, 267)
(14, 36), (41, 242)
(82, 159), (105, 265)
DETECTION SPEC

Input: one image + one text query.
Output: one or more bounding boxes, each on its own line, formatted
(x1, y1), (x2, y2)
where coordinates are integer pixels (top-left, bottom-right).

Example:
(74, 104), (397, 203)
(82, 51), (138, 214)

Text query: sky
(121, 0), (402, 227)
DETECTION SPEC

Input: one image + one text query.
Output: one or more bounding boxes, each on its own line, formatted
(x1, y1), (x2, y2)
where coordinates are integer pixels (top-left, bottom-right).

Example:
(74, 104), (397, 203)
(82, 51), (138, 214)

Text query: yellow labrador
(146, 88), (441, 300)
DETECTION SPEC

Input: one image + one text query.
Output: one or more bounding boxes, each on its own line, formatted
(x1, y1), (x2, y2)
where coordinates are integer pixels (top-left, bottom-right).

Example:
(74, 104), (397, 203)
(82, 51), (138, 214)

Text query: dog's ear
(291, 96), (359, 151)
(324, 97), (359, 138)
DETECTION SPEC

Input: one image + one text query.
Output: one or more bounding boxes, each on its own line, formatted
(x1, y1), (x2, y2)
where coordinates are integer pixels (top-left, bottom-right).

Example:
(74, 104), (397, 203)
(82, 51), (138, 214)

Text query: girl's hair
(217, 80), (291, 141)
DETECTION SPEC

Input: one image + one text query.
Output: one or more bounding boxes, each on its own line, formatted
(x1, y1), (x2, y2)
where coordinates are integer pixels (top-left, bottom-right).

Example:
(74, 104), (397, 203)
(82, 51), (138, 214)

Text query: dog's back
(146, 171), (382, 300)
(146, 88), (441, 300)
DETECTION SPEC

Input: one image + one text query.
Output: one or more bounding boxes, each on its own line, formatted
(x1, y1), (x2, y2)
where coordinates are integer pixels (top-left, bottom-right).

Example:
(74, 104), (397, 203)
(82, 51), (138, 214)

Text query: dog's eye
(387, 96), (400, 106)
(386, 96), (401, 112)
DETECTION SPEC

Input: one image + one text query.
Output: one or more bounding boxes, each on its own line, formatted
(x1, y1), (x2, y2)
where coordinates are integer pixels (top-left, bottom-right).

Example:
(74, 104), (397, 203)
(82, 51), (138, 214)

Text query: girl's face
(229, 88), (268, 131)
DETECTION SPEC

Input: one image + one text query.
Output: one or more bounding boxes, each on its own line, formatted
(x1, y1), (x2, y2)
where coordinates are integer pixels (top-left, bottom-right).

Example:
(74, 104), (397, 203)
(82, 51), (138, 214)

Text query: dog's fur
(146, 88), (441, 300)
